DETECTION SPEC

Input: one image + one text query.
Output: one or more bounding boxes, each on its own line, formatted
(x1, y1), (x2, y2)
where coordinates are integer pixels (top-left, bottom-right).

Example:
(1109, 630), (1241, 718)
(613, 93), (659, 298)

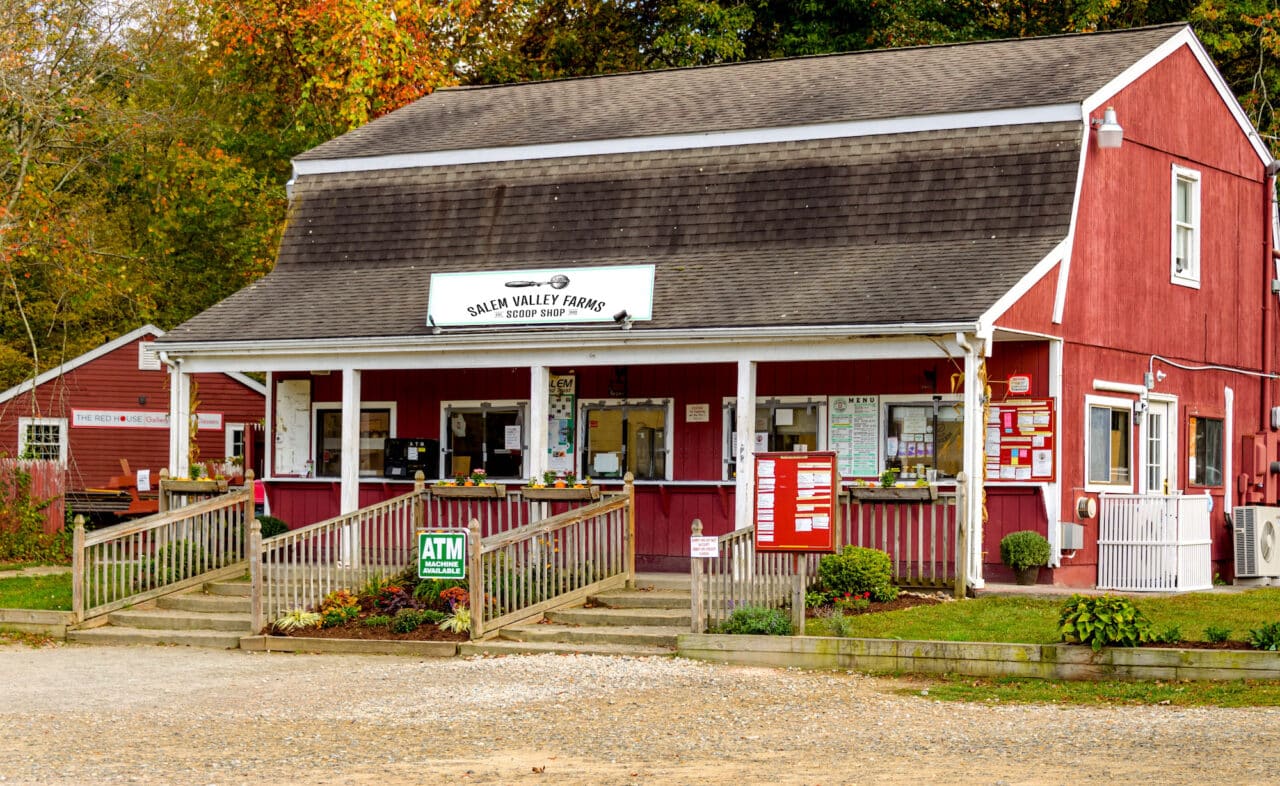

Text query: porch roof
(164, 122), (1079, 344)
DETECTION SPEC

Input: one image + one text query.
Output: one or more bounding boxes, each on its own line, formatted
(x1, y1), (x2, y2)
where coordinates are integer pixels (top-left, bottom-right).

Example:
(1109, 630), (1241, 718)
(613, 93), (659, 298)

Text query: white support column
(263, 371), (274, 480)
(1224, 386), (1234, 517)
(961, 337), (985, 589)
(169, 364), (191, 479)
(1047, 338), (1064, 567)
(528, 365), (550, 482)
(340, 369), (362, 514)
(734, 359), (758, 531)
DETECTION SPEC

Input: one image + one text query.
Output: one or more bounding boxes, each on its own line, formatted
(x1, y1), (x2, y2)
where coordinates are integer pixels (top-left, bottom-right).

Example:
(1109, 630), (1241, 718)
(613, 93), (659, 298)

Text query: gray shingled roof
(165, 122), (1081, 343)
(299, 24), (1182, 160)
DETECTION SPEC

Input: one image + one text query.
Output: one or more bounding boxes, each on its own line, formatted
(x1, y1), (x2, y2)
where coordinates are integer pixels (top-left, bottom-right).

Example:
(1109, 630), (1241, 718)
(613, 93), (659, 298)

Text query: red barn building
(0, 325), (265, 494)
(156, 25), (1278, 589)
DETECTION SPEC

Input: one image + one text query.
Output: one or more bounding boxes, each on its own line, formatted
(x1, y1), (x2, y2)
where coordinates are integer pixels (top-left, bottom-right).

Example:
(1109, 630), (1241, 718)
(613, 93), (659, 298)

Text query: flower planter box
(162, 479), (230, 494)
(847, 485), (937, 503)
(428, 484), (507, 499)
(520, 485), (602, 501)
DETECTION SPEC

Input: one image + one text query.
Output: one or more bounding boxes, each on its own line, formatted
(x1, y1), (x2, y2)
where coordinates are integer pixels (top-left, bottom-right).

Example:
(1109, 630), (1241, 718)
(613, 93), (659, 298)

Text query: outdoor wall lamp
(1092, 106), (1124, 149)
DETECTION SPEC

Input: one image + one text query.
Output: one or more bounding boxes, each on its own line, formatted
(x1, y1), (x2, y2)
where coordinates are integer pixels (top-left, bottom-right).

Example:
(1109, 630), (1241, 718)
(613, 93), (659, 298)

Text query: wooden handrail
(82, 488), (251, 547)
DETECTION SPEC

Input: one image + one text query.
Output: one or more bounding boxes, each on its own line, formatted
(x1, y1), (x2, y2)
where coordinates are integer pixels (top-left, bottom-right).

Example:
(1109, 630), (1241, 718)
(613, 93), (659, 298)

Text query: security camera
(612, 310), (629, 324)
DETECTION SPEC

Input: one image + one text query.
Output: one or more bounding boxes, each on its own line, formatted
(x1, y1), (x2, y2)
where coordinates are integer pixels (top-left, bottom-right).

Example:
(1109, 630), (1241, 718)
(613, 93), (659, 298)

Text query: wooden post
(71, 515), (85, 622)
(243, 469), (256, 558)
(690, 519), (704, 634)
(792, 554), (806, 634)
(468, 518), (483, 639)
(158, 468), (170, 513)
(248, 518), (263, 633)
(624, 471), (636, 589)
(413, 470), (425, 532)
(954, 471), (968, 600)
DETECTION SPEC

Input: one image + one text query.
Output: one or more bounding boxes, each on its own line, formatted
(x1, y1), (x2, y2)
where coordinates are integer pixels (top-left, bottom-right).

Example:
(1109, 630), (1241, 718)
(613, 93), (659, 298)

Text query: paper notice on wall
(795, 517), (812, 533)
(1032, 449), (1052, 477)
(757, 459), (775, 477)
(504, 425), (522, 451)
(774, 408), (794, 426)
(812, 514), (829, 530)
(754, 432), (769, 452)
(136, 469), (151, 492)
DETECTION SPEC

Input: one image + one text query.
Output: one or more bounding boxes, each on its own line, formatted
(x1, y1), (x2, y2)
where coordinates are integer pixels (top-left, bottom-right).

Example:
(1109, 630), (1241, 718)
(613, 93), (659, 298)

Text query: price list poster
(753, 451), (838, 553)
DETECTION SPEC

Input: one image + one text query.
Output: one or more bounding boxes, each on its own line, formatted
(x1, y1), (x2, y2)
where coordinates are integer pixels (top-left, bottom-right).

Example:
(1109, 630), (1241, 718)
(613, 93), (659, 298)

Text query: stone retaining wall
(0, 609), (76, 637)
(678, 634), (1280, 681)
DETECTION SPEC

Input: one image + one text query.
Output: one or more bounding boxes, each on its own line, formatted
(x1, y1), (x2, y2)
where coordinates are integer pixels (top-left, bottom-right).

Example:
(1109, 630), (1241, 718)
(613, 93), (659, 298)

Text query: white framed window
(18, 417), (67, 463)
(1140, 396), (1177, 495)
(579, 398), (672, 481)
(440, 400), (527, 480)
(1188, 414), (1224, 488)
(1085, 395), (1134, 491)
(1170, 164), (1201, 288)
(311, 401), (397, 478)
(881, 395), (962, 480)
(225, 423), (246, 464)
(722, 396), (827, 480)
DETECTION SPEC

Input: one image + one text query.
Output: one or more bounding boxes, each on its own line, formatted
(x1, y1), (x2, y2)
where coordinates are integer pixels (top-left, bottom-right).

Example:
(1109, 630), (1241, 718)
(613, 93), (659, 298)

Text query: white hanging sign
(427, 265), (655, 327)
(72, 409), (223, 430)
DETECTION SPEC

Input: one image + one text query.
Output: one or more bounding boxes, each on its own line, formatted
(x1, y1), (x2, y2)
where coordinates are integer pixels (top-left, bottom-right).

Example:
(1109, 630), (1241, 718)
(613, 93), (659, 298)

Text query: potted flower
(470, 468), (488, 486)
(1000, 530), (1051, 585)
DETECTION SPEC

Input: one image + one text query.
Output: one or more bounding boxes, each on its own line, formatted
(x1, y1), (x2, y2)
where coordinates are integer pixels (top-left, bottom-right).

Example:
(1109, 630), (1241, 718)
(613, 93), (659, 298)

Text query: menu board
(828, 395), (879, 478)
(753, 451), (839, 553)
(985, 398), (1056, 482)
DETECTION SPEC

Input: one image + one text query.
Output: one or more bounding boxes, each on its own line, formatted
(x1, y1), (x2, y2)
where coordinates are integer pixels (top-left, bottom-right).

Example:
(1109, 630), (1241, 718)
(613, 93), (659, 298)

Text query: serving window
(723, 397), (826, 480)
(441, 401), (527, 480)
(313, 405), (395, 477)
(882, 397), (962, 480)
(581, 399), (671, 481)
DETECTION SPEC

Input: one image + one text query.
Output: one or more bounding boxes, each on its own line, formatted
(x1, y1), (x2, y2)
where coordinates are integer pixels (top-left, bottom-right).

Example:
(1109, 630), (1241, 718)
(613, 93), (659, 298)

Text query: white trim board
(293, 105), (1083, 177)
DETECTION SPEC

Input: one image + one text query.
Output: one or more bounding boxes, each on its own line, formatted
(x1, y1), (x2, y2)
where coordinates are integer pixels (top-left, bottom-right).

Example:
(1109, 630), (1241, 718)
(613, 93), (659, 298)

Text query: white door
(1142, 399), (1176, 494)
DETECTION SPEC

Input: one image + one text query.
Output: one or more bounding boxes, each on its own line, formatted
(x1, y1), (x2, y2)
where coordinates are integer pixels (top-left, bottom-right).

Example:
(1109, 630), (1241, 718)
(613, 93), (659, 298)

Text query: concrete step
(107, 608), (252, 633)
(634, 573), (691, 591)
(545, 606), (690, 628)
(68, 626), (244, 649)
(499, 623), (683, 648)
(459, 639), (675, 658)
(205, 580), (252, 597)
(589, 589), (690, 609)
(158, 593), (249, 614)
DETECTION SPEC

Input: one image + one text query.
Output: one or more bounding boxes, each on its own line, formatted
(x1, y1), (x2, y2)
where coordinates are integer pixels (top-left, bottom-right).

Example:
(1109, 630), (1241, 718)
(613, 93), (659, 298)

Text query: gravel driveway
(2, 642), (1279, 784)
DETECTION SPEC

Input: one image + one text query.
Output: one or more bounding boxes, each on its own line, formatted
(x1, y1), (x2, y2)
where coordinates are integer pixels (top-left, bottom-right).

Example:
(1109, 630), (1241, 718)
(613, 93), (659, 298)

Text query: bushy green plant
(1247, 621), (1280, 651)
(823, 608), (856, 638)
(319, 589), (360, 627)
(419, 609), (447, 624)
(0, 464), (70, 564)
(362, 614), (392, 628)
(272, 609), (321, 633)
(440, 605), (472, 634)
(1152, 625), (1182, 644)
(714, 606), (792, 636)
(391, 608), (425, 633)
(255, 515), (289, 539)
(833, 591), (871, 613)
(1058, 594), (1153, 652)
(414, 578), (468, 610)
(805, 590), (832, 609)
(817, 546), (899, 603)
(999, 530), (1051, 571)
(1204, 625), (1232, 643)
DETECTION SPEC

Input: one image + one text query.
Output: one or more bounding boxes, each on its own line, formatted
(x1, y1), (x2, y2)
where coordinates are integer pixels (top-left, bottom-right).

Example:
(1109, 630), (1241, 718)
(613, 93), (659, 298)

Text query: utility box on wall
(1060, 522), (1085, 551)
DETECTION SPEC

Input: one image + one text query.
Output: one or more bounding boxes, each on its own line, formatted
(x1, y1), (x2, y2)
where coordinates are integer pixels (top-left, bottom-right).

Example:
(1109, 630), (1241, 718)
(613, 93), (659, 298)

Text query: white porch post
(961, 337), (985, 589)
(1046, 338), (1064, 567)
(168, 364), (191, 478)
(734, 359), (758, 530)
(528, 365), (550, 481)
(340, 369), (361, 566)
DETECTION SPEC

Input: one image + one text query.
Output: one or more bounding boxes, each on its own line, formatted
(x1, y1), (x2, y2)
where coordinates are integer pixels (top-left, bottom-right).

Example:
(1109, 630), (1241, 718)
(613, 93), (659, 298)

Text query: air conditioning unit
(1233, 506), (1280, 579)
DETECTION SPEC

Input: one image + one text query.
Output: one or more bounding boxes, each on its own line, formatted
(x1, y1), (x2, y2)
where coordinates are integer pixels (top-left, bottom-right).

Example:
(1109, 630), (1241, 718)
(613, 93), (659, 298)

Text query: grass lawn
(893, 674), (1280, 707)
(0, 573), (71, 611)
(804, 588), (1280, 644)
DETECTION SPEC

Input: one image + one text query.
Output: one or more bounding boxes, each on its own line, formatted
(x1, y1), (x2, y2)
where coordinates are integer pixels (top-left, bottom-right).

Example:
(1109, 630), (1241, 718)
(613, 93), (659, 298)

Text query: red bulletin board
(985, 398), (1056, 483)
(753, 451), (838, 553)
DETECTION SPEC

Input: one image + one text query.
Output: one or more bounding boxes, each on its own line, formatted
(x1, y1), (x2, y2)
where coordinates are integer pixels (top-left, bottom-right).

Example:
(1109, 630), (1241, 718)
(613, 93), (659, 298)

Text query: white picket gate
(1097, 493), (1212, 592)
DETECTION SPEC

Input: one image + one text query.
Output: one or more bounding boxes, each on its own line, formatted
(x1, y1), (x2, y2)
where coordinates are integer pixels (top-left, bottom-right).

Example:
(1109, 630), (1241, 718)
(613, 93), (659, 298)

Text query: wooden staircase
(459, 573), (690, 657)
(68, 579), (251, 649)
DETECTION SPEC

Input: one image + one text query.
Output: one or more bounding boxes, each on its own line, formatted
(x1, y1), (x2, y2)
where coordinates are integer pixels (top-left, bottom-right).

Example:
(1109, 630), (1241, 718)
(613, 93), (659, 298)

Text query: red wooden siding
(0, 459), (65, 535)
(0, 335), (264, 490)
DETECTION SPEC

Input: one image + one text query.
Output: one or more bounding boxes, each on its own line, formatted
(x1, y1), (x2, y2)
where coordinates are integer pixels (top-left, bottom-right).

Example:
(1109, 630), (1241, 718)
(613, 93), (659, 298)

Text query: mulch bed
(1142, 640), (1253, 650)
(269, 620), (467, 642)
(806, 592), (948, 619)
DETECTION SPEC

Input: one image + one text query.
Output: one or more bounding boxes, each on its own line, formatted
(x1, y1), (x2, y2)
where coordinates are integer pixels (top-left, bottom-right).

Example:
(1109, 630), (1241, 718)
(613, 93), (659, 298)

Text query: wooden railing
(1098, 493), (1212, 592)
(251, 484), (439, 632)
(468, 476), (635, 638)
(838, 491), (958, 587)
(72, 486), (253, 621)
(689, 520), (822, 634)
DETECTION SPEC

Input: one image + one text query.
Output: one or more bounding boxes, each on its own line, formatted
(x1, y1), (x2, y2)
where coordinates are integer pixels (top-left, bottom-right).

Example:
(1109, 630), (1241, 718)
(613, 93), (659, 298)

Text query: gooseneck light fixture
(1092, 106), (1124, 149)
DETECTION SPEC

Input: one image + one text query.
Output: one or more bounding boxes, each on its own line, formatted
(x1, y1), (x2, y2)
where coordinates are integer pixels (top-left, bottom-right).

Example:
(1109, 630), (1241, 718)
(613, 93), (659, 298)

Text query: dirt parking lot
(1, 643), (1279, 784)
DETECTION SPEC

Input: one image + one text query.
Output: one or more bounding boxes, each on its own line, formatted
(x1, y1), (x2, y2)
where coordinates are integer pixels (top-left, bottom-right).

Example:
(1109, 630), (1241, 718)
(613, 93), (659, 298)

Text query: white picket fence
(1097, 493), (1212, 592)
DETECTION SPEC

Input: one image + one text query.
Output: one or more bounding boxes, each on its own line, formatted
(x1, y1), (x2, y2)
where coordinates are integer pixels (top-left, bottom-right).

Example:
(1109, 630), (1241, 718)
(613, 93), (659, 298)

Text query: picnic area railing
(72, 483), (254, 621)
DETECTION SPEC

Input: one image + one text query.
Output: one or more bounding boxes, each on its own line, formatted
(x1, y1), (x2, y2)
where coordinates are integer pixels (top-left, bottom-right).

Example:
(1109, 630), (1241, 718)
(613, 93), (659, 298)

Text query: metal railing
(1098, 493), (1212, 592)
(838, 491), (958, 587)
(73, 486), (253, 621)
(468, 477), (635, 638)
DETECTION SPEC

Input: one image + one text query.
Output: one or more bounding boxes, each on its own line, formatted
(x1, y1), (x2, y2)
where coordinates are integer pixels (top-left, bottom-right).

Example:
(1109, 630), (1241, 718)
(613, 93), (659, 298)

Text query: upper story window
(581, 399), (671, 481)
(1171, 165), (1201, 288)
(18, 417), (67, 463)
(1086, 397), (1132, 489)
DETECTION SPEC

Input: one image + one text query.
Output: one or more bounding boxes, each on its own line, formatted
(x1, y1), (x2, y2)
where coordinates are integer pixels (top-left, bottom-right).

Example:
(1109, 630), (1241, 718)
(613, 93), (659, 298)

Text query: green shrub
(391, 608), (424, 633)
(1058, 594), (1153, 652)
(1152, 625), (1182, 644)
(999, 530), (1050, 571)
(440, 606), (472, 634)
(414, 578), (467, 609)
(1247, 622), (1280, 651)
(419, 609), (447, 624)
(1204, 625), (1232, 643)
(805, 590), (832, 609)
(362, 614), (392, 628)
(714, 606), (792, 636)
(817, 546), (898, 602)
(823, 608), (856, 638)
(255, 516), (289, 539)
(272, 609), (321, 633)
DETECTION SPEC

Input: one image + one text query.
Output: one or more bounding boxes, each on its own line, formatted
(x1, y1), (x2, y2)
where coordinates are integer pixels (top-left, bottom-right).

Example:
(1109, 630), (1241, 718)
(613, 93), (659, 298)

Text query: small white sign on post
(690, 536), (719, 559)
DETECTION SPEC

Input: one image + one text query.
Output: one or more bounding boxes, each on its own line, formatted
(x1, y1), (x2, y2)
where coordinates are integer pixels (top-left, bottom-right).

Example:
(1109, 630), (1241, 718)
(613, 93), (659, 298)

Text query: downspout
(1263, 160), (1280, 432)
